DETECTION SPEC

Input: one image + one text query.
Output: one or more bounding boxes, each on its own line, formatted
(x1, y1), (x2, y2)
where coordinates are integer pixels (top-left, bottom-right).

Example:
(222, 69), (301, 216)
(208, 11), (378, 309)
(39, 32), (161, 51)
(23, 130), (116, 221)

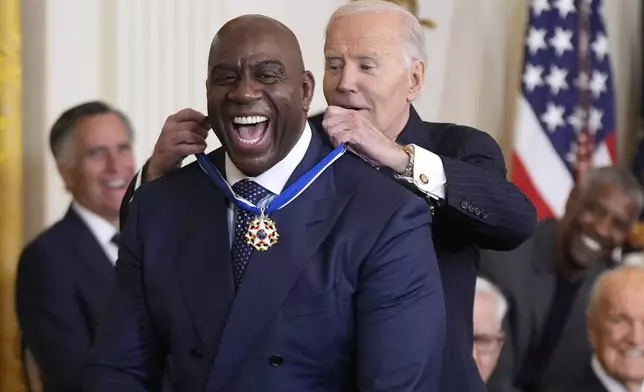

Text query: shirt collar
(592, 355), (644, 392)
(225, 121), (312, 195)
(72, 201), (118, 247)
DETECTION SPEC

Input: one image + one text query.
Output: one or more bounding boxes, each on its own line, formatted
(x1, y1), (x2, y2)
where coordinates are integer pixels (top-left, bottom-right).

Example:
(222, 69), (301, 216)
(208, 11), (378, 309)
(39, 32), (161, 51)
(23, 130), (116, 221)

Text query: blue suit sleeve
(356, 197), (446, 391)
(84, 193), (166, 392)
(439, 130), (536, 250)
(16, 246), (91, 392)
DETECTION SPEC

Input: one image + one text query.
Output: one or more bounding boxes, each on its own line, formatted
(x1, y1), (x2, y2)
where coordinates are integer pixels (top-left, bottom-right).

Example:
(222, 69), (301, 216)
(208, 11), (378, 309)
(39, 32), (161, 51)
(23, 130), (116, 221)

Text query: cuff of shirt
(394, 144), (446, 200)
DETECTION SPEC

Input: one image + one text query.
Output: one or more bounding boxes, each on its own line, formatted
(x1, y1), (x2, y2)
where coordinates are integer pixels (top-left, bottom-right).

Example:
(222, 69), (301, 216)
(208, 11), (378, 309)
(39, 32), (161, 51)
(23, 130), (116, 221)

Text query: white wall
(21, 0), (642, 241)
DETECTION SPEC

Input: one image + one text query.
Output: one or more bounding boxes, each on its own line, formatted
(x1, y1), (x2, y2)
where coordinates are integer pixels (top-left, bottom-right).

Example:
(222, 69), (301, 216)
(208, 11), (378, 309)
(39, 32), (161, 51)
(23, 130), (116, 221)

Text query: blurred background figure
(473, 276), (507, 383)
(550, 265), (644, 392)
(482, 166), (644, 392)
(15, 101), (134, 392)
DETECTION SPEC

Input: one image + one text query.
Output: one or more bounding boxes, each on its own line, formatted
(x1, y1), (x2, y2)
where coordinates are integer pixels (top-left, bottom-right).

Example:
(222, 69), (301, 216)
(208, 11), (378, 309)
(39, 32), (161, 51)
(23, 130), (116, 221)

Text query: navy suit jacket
(310, 106), (537, 392)
(16, 207), (115, 392)
(85, 128), (446, 391)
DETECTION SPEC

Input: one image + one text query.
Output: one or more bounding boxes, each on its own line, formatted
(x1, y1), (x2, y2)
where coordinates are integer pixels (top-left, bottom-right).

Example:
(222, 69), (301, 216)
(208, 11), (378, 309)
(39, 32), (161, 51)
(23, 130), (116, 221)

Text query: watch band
(402, 144), (415, 178)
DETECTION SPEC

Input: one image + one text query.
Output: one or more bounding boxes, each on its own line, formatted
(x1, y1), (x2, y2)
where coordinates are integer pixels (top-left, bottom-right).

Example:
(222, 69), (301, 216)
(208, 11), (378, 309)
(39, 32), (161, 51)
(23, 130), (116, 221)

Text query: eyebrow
(208, 59), (286, 75)
(325, 53), (379, 61)
(253, 59), (286, 72)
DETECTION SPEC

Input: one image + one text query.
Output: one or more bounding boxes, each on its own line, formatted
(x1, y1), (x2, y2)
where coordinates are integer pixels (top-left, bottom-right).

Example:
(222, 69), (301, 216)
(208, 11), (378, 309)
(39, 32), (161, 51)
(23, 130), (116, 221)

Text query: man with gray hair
(15, 101), (135, 392)
(473, 276), (508, 383)
(481, 166), (644, 392)
(550, 265), (644, 392)
(119, 1), (536, 390)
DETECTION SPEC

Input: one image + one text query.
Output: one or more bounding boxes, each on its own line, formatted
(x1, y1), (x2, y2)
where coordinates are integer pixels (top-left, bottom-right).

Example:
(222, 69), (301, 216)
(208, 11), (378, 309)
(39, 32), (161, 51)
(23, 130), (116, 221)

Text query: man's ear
(302, 70), (315, 112)
(407, 60), (425, 102)
(58, 163), (74, 192)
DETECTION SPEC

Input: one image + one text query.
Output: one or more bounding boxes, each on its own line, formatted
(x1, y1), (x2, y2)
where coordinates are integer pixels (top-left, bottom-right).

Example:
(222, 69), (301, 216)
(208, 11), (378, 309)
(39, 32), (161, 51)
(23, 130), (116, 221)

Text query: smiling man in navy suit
(16, 101), (135, 392)
(119, 2), (536, 391)
(84, 14), (445, 392)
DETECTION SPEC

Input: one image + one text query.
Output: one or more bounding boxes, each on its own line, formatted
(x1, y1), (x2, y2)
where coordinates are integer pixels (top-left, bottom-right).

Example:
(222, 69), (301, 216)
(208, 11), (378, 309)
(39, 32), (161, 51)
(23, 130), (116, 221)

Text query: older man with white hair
(120, 1), (537, 391)
(549, 265), (644, 392)
(473, 277), (508, 384)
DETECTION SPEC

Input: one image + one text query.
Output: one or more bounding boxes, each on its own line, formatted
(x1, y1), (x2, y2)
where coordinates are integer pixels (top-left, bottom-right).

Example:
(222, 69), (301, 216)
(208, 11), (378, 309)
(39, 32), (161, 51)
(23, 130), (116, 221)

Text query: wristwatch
(401, 144), (415, 178)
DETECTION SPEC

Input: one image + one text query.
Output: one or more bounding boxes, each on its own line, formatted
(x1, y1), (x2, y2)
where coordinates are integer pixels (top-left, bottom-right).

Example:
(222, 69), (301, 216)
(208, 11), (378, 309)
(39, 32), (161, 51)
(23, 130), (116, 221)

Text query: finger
(168, 108), (207, 124)
(326, 128), (353, 147)
(166, 128), (208, 146)
(174, 142), (207, 157)
(322, 113), (355, 130)
(324, 105), (352, 118)
(165, 121), (209, 138)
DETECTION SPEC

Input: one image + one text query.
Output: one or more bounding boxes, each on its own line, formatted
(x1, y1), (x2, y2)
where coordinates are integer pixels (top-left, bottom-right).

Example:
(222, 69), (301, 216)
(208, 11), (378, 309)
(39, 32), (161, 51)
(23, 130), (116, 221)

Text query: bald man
(84, 14), (445, 392)
(550, 266), (644, 392)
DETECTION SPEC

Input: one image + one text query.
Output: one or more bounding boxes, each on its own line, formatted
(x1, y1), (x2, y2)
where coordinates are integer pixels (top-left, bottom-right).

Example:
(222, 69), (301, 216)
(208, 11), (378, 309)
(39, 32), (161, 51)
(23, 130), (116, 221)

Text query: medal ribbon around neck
(195, 143), (347, 251)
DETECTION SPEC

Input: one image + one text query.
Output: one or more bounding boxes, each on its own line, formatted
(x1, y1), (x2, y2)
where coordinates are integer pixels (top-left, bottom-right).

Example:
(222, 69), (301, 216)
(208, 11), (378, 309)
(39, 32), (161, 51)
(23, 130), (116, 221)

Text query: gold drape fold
(0, 0), (24, 390)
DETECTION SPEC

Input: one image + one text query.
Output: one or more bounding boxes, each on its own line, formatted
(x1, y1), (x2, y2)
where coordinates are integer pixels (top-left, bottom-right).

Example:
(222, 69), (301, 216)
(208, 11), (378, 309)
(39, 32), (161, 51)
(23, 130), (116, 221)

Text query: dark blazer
(312, 106), (537, 392)
(480, 220), (610, 392)
(85, 127), (446, 391)
(546, 363), (608, 392)
(16, 207), (115, 392)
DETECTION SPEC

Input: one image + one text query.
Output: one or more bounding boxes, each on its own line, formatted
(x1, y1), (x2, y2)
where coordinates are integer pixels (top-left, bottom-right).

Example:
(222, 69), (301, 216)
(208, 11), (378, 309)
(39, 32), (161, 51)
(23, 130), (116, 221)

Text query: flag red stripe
(605, 131), (617, 163)
(511, 153), (555, 221)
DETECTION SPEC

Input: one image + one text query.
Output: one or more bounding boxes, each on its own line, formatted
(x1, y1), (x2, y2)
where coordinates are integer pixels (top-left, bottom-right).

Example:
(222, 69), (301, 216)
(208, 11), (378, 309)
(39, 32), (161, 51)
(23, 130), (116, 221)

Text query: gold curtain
(0, 0), (24, 390)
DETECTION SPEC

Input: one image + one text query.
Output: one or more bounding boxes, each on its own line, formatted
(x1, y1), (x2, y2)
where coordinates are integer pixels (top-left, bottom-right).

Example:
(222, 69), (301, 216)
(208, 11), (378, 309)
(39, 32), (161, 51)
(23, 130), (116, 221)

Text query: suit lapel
(64, 207), (114, 285)
(176, 149), (236, 355)
(208, 128), (353, 389)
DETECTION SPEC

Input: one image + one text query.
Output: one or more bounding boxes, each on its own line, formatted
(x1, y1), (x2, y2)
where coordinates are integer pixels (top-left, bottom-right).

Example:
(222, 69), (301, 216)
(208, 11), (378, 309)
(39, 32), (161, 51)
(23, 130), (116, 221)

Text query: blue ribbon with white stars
(195, 143), (346, 216)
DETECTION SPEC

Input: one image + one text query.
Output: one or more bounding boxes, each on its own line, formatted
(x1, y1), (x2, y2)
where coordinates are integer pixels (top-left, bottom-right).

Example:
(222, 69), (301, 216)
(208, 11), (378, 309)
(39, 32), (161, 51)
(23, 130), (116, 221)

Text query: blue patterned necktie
(230, 179), (272, 289)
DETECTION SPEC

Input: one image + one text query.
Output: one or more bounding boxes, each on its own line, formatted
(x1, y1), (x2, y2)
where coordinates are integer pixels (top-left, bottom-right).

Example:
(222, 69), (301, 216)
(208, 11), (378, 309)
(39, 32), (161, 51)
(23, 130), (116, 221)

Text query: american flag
(511, 0), (616, 220)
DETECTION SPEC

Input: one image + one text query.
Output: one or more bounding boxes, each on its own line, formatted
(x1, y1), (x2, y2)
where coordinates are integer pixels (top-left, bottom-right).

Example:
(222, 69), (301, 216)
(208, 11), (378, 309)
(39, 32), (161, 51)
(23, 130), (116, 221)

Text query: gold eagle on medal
(351, 0), (436, 29)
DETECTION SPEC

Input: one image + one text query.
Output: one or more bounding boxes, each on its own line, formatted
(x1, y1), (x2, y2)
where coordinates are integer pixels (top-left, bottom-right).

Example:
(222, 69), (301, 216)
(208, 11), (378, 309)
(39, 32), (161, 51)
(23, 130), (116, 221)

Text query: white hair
(588, 264), (644, 318)
(622, 252), (644, 267)
(326, 0), (427, 67)
(475, 277), (508, 324)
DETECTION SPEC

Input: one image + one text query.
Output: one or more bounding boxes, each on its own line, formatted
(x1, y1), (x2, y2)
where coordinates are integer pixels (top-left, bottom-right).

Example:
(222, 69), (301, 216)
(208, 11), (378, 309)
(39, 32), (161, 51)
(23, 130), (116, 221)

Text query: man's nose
(229, 77), (262, 103)
(593, 216), (613, 241)
(337, 67), (358, 93)
(627, 322), (644, 345)
(105, 151), (119, 173)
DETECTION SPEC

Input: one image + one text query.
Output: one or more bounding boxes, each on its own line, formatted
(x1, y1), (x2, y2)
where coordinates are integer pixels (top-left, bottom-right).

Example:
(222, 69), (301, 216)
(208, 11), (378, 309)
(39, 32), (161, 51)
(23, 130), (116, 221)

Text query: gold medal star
(246, 216), (280, 251)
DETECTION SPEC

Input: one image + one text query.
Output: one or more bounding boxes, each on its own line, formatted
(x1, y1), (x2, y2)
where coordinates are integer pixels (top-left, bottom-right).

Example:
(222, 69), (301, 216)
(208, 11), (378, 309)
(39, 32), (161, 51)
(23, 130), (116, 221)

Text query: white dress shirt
(592, 355), (644, 392)
(72, 202), (119, 265)
(223, 122), (312, 241)
(395, 145), (446, 200)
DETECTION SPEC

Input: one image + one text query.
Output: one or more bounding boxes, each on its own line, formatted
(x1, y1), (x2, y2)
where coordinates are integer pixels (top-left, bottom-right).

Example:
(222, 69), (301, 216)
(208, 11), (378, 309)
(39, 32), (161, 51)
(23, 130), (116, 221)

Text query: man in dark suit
(15, 101), (136, 392)
(549, 265), (644, 392)
(84, 15), (445, 392)
(481, 167), (644, 392)
(119, 3), (536, 391)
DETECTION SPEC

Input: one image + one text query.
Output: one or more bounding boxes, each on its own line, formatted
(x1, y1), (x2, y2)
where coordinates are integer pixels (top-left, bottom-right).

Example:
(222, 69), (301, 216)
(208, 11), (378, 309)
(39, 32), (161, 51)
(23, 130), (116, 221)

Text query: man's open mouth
(232, 115), (269, 145)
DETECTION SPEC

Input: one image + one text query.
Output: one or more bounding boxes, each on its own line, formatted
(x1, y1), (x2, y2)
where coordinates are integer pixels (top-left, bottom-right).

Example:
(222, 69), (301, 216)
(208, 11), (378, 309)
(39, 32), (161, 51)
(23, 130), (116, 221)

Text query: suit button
(474, 207), (481, 216)
(460, 201), (469, 210)
(189, 348), (203, 358)
(419, 174), (429, 184)
(482, 211), (488, 219)
(468, 205), (474, 213)
(268, 355), (284, 367)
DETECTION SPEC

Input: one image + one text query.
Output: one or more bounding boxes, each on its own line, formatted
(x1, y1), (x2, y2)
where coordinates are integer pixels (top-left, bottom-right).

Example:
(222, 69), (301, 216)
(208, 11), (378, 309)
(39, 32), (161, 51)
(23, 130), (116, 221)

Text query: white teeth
(106, 179), (127, 189)
(232, 116), (268, 125)
(239, 136), (262, 145)
(581, 235), (601, 251)
(625, 348), (644, 358)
